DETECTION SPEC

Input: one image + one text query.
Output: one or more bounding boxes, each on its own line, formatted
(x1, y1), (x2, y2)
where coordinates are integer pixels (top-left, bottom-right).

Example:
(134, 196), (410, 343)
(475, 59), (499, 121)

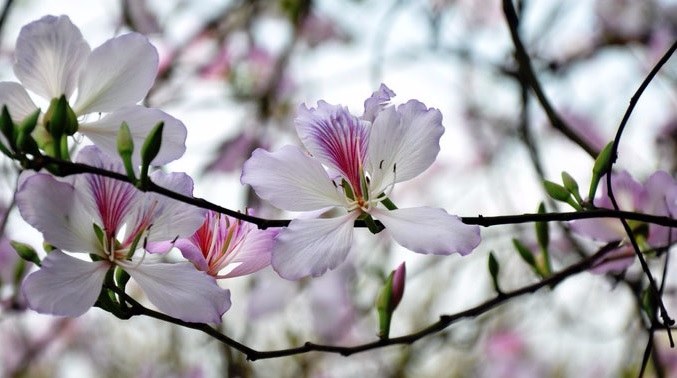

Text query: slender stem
(502, 0), (598, 157)
(107, 242), (618, 360)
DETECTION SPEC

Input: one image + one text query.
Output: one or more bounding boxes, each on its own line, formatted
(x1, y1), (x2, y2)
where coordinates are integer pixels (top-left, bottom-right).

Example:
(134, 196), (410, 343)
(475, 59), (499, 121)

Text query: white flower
(241, 84), (481, 279)
(0, 15), (186, 164)
(17, 146), (230, 323)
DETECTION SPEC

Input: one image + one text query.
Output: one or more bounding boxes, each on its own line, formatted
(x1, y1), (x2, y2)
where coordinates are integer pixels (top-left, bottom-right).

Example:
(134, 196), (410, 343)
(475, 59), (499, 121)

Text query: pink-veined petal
(172, 239), (209, 271)
(222, 228), (276, 278)
(272, 213), (357, 280)
(22, 250), (109, 317)
(366, 101), (444, 192)
(74, 33), (158, 114)
(362, 83), (395, 122)
(123, 261), (231, 323)
(13, 15), (90, 99)
(16, 173), (100, 254)
(79, 105), (187, 165)
(371, 207), (481, 256)
(295, 102), (370, 192)
(241, 145), (347, 211)
(0, 82), (38, 122)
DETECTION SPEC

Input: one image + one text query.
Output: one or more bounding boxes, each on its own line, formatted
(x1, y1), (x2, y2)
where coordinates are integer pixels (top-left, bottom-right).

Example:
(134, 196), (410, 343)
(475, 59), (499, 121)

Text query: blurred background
(0, 0), (675, 377)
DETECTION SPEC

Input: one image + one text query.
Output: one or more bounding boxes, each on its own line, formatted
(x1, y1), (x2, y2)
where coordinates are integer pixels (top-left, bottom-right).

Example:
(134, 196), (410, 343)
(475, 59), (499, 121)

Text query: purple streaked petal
(14, 15), (90, 99)
(22, 250), (109, 316)
(79, 105), (187, 165)
(0, 82), (38, 122)
(272, 213), (357, 280)
(74, 33), (158, 114)
(362, 83), (395, 122)
(370, 207), (481, 256)
(366, 101), (444, 193)
(16, 173), (100, 254)
(222, 228), (276, 278)
(295, 102), (370, 192)
(241, 145), (347, 211)
(174, 239), (209, 271)
(123, 261), (231, 323)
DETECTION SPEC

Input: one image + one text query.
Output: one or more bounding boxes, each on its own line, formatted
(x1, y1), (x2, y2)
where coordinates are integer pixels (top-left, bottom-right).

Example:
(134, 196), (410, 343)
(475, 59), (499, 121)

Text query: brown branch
(502, 0), (599, 157)
(107, 242), (620, 360)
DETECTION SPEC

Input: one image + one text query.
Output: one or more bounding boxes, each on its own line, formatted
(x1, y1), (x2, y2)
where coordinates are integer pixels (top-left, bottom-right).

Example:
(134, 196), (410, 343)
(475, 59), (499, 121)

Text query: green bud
(535, 202), (549, 252)
(561, 171), (584, 205)
(512, 238), (536, 267)
(588, 141), (614, 201)
(117, 122), (137, 182)
(44, 96), (77, 159)
(488, 252), (502, 294)
(141, 121), (164, 167)
(18, 109), (40, 136)
(376, 262), (406, 339)
(10, 241), (41, 267)
(543, 180), (571, 202)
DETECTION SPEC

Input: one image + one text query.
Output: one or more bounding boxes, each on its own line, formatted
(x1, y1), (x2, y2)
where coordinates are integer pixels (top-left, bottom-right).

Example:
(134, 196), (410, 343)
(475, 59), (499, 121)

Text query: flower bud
(376, 262), (406, 339)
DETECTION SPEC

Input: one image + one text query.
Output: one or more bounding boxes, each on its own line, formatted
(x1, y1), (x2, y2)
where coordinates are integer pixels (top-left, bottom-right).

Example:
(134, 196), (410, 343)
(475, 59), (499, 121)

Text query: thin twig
(604, 40), (677, 349)
(502, 0), (598, 157)
(108, 242), (619, 360)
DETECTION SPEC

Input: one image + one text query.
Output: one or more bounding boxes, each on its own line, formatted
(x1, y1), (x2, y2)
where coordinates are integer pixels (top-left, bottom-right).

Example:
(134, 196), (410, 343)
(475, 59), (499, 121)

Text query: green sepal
(42, 242), (56, 253)
(10, 241), (41, 267)
(12, 258), (26, 286)
(93, 223), (106, 249)
(139, 122), (164, 188)
(359, 212), (383, 234)
(588, 141), (614, 201)
(640, 286), (656, 320)
(488, 251), (502, 294)
(117, 122), (137, 182)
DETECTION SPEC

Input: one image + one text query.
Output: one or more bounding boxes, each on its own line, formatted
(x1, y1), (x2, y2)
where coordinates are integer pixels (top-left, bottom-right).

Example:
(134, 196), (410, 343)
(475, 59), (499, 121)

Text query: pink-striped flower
(241, 84), (481, 279)
(16, 146), (230, 323)
(0, 15), (186, 164)
(152, 210), (276, 279)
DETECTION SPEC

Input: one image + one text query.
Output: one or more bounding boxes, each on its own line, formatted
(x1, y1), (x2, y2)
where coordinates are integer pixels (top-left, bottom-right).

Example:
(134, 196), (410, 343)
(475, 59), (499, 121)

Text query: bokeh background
(0, 0), (675, 377)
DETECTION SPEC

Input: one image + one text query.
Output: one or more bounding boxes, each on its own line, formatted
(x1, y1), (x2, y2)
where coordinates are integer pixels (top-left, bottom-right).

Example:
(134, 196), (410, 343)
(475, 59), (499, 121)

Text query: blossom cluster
(0, 15), (483, 324)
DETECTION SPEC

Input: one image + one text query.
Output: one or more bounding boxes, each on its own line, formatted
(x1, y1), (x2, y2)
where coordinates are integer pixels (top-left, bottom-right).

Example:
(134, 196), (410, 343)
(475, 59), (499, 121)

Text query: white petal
(79, 105), (187, 164)
(22, 251), (109, 317)
(74, 33), (158, 114)
(371, 207), (481, 256)
(0, 81), (38, 122)
(16, 173), (101, 253)
(272, 213), (357, 280)
(124, 261), (231, 323)
(362, 83), (395, 122)
(241, 145), (347, 211)
(135, 172), (205, 243)
(222, 228), (276, 278)
(14, 15), (90, 99)
(366, 101), (444, 192)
